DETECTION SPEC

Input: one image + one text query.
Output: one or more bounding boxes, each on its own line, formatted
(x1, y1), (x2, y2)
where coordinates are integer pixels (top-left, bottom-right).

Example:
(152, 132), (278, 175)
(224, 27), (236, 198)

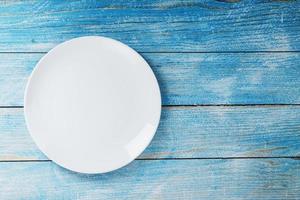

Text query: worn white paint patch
(206, 77), (236, 102)
(262, 52), (290, 70)
(237, 28), (293, 52)
(29, 43), (56, 52)
(271, 32), (292, 52)
(249, 70), (263, 84)
(0, 108), (23, 115)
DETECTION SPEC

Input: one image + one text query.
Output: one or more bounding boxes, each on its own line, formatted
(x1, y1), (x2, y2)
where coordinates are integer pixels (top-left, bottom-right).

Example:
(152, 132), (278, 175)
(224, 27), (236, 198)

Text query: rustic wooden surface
(0, 0), (299, 52)
(1, 53), (300, 106)
(0, 159), (299, 199)
(0, 0), (299, 199)
(0, 106), (299, 160)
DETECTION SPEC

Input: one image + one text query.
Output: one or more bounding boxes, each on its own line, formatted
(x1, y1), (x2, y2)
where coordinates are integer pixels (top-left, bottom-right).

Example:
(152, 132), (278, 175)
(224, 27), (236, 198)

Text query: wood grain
(0, 159), (299, 199)
(0, 0), (299, 52)
(0, 52), (299, 106)
(0, 106), (299, 161)
(0, 0), (299, 198)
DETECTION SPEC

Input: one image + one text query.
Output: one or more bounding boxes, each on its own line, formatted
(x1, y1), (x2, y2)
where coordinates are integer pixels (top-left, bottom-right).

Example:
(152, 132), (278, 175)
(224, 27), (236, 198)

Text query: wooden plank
(1, 52), (300, 106)
(0, 106), (299, 161)
(0, 0), (299, 52)
(0, 159), (298, 199)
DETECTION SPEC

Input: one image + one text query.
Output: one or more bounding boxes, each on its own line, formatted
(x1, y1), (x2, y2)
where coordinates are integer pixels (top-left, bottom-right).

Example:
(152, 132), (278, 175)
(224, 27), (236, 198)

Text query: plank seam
(0, 51), (300, 54)
(0, 157), (299, 162)
(137, 156), (300, 160)
(2, 104), (300, 109)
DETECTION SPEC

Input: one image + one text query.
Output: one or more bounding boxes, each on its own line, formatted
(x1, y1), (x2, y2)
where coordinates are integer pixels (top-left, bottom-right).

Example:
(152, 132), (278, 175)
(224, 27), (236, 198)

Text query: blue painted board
(0, 159), (298, 199)
(0, 106), (299, 160)
(0, 0), (299, 52)
(0, 0), (299, 199)
(0, 53), (299, 106)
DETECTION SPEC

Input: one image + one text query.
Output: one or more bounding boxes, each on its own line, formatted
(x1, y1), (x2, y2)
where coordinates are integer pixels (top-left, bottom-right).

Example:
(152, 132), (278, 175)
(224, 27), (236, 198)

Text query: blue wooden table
(0, 1), (299, 199)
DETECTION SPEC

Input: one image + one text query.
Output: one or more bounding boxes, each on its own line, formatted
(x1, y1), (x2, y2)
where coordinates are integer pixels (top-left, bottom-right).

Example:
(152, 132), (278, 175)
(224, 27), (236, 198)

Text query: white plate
(24, 36), (161, 174)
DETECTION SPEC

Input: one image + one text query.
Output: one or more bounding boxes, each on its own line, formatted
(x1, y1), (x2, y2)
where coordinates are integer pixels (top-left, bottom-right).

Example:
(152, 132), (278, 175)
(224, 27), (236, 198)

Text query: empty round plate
(24, 36), (161, 173)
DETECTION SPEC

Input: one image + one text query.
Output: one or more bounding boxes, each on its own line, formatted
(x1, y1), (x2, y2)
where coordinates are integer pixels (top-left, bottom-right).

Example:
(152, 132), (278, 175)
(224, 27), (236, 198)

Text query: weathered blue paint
(0, 1), (299, 52)
(0, 159), (299, 199)
(0, 53), (299, 106)
(0, 106), (299, 160)
(0, 0), (299, 199)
